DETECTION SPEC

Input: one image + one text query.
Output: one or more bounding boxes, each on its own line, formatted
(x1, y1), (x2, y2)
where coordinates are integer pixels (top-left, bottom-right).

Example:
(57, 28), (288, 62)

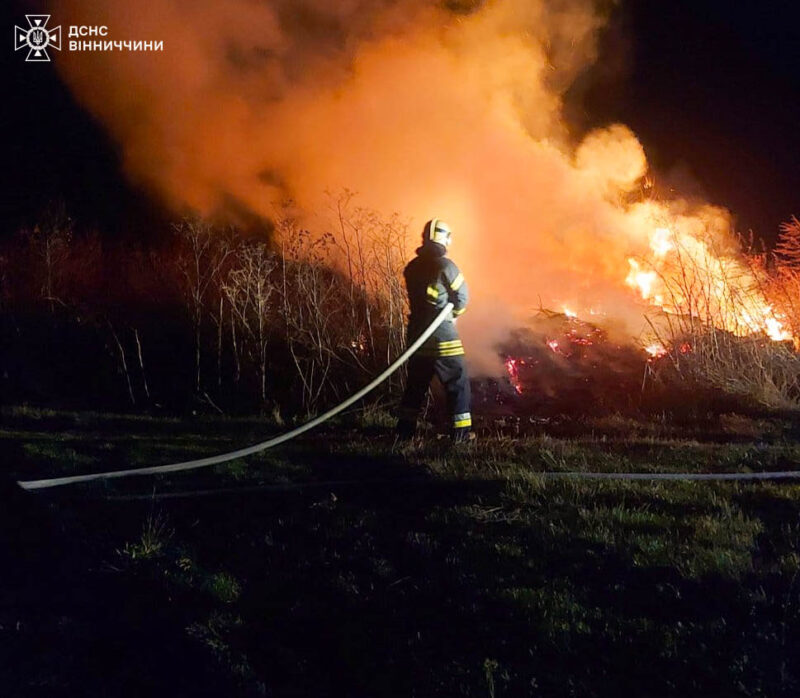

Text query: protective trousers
(397, 354), (472, 441)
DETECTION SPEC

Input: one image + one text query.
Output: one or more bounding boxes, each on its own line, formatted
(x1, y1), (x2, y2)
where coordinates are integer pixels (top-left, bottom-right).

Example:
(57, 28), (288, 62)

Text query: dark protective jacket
(404, 242), (469, 356)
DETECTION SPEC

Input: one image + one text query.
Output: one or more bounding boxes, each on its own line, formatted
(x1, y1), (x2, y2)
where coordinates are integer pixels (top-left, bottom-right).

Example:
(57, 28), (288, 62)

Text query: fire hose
(102, 469), (800, 503)
(18, 303), (457, 491)
(16, 297), (800, 492)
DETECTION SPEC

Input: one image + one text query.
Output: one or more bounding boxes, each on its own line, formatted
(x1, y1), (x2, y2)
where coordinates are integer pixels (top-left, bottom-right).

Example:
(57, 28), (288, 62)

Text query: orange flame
(625, 224), (791, 342)
(645, 343), (668, 360)
(504, 357), (523, 394)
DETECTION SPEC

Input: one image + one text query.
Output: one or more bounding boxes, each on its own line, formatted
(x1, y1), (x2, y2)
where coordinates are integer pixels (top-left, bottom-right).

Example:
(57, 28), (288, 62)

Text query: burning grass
(493, 310), (648, 416)
(620, 220), (800, 410)
(494, 215), (800, 415)
(489, 307), (800, 418)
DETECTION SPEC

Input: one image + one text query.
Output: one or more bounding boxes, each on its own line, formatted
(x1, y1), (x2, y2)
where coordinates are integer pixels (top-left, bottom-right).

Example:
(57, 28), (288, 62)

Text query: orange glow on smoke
(51, 0), (795, 372)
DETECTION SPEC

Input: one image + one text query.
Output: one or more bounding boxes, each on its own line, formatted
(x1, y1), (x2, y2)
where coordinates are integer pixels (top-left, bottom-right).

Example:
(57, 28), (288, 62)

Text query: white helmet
(423, 218), (452, 247)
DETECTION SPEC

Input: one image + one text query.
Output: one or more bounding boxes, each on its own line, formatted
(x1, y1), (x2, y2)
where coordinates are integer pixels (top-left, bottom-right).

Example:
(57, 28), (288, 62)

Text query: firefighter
(397, 218), (473, 443)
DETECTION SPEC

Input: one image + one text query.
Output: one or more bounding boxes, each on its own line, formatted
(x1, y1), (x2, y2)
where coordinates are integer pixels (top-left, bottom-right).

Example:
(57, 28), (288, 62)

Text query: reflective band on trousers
(453, 412), (472, 428)
(419, 338), (464, 357)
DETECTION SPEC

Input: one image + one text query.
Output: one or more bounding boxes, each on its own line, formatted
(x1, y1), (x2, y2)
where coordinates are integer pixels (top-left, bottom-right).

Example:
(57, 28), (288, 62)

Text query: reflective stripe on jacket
(404, 243), (469, 357)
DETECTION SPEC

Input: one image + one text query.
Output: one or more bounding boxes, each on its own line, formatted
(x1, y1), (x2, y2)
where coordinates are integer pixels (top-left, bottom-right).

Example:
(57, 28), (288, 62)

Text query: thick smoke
(52, 0), (744, 373)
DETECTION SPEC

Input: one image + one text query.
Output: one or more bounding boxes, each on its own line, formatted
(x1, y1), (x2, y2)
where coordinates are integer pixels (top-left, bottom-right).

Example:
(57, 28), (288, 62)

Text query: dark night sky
(2, 0), (799, 242)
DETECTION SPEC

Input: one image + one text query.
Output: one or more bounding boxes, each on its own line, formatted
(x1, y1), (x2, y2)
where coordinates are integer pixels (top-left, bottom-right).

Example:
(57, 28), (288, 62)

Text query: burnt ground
(2, 406), (800, 697)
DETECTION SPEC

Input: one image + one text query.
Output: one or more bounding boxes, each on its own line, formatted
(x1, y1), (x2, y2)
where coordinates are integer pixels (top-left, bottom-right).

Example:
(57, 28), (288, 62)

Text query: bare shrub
(222, 243), (277, 405)
(328, 192), (410, 387)
(272, 198), (411, 414)
(277, 216), (346, 414)
(22, 200), (73, 311)
(175, 218), (237, 393)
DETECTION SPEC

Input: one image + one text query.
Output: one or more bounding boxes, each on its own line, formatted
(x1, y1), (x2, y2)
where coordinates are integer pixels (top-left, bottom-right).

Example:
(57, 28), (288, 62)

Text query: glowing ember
(546, 339), (559, 352)
(644, 343), (668, 360)
(568, 337), (594, 346)
(563, 307), (577, 318)
(504, 357), (524, 394)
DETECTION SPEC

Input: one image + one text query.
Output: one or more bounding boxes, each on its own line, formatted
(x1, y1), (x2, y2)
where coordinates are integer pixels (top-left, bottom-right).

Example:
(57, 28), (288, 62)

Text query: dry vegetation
(636, 218), (800, 410)
(4, 198), (800, 416)
(0, 195), (411, 415)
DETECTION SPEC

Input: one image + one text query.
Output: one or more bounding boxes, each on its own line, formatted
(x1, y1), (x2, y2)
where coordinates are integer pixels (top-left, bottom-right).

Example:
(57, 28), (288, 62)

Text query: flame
(504, 357), (523, 394)
(625, 259), (658, 302)
(645, 343), (668, 360)
(650, 227), (675, 258)
(625, 225), (792, 342)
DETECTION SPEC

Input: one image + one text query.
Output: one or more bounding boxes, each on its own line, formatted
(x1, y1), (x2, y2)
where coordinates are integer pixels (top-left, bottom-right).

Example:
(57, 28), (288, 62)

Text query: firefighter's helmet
(423, 218), (452, 247)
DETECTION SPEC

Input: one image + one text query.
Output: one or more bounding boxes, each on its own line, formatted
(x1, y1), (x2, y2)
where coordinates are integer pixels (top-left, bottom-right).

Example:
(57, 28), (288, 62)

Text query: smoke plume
(52, 0), (764, 373)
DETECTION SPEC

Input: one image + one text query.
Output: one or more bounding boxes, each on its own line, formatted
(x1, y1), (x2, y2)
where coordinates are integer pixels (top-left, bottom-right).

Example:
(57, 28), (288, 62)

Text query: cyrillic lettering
(68, 29), (163, 52)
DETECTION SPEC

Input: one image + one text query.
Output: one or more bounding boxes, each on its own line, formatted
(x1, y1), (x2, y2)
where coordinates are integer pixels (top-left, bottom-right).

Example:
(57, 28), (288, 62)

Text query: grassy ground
(2, 405), (800, 696)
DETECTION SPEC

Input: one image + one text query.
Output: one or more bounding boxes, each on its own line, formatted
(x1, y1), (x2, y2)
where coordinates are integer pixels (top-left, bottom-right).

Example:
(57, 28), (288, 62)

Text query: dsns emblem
(15, 15), (61, 62)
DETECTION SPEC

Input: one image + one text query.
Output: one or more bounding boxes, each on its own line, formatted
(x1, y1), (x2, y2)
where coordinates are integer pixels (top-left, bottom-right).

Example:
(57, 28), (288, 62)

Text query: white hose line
(543, 470), (800, 481)
(104, 469), (800, 502)
(18, 304), (456, 491)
